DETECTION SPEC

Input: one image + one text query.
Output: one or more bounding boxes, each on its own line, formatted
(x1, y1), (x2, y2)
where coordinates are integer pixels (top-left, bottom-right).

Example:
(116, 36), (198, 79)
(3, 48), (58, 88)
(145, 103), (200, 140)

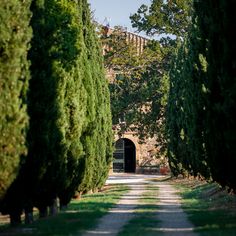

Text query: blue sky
(88, 0), (151, 35)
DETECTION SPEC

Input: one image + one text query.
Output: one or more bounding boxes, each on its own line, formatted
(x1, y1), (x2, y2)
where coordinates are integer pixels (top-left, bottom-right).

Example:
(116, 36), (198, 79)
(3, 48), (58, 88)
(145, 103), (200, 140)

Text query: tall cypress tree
(0, 0), (31, 201)
(20, 0), (112, 212)
(1, 0), (88, 222)
(76, 0), (113, 195)
(194, 0), (236, 190)
(27, 0), (89, 213)
(166, 42), (189, 176)
(167, 1), (236, 191)
(167, 37), (210, 178)
(1, 0), (113, 223)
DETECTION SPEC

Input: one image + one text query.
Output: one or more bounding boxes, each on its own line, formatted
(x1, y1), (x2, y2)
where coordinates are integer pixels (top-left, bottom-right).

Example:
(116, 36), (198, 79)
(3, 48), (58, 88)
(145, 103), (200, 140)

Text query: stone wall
(114, 130), (161, 174)
(103, 26), (167, 174)
(102, 25), (149, 56)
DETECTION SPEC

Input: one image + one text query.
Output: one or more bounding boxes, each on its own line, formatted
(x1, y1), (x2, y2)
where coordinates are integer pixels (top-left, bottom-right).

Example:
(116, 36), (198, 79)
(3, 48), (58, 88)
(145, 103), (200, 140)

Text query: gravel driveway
(79, 173), (198, 236)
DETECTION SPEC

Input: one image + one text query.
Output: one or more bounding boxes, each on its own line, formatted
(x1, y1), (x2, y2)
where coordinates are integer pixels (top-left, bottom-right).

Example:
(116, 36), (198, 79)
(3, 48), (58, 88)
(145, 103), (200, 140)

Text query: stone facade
(103, 26), (165, 174)
(102, 26), (149, 55)
(115, 131), (159, 169)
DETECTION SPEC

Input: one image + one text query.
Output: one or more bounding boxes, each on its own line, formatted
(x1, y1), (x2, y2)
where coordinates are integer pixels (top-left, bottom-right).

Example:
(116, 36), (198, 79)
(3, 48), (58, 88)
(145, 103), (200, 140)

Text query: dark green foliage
(27, 0), (112, 206)
(76, 0), (113, 194)
(195, 0), (236, 190)
(166, 0), (236, 190)
(0, 0), (87, 220)
(0, 0), (31, 201)
(132, 0), (236, 190)
(166, 43), (188, 176)
(167, 39), (209, 177)
(1, 0), (113, 223)
(26, 0), (88, 210)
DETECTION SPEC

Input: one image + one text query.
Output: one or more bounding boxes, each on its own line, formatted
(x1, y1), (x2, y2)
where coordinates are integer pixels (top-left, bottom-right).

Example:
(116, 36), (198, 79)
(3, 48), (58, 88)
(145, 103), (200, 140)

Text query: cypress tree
(167, 1), (236, 190)
(76, 0), (113, 195)
(194, 0), (236, 190)
(26, 0), (112, 208)
(166, 43), (188, 176)
(167, 10), (211, 179)
(167, 37), (210, 178)
(1, 0), (113, 222)
(1, 0), (88, 222)
(182, 10), (210, 178)
(27, 0), (88, 213)
(0, 0), (31, 202)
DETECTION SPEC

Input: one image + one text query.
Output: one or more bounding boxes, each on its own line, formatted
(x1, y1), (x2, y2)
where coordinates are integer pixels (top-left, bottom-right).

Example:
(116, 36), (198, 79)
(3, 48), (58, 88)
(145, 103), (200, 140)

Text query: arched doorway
(113, 138), (136, 173)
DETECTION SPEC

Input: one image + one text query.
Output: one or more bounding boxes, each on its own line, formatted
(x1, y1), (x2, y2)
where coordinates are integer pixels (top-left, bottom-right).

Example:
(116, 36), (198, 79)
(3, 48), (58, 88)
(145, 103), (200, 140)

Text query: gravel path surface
(80, 174), (151, 236)
(154, 182), (198, 236)
(81, 183), (145, 236)
(79, 174), (198, 236)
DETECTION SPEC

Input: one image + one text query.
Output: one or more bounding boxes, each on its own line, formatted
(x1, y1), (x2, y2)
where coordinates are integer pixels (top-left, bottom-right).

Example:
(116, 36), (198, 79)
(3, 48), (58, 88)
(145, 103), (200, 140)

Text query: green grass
(118, 183), (162, 236)
(177, 181), (236, 236)
(0, 184), (129, 236)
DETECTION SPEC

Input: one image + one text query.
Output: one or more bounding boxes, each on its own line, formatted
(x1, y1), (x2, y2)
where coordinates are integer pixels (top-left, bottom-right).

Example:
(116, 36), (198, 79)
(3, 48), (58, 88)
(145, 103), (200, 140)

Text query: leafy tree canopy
(130, 0), (192, 37)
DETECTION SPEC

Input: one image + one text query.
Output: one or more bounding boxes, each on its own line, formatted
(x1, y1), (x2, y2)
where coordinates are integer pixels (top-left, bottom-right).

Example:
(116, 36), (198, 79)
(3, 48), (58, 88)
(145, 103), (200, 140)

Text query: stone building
(102, 25), (164, 174)
(113, 130), (161, 174)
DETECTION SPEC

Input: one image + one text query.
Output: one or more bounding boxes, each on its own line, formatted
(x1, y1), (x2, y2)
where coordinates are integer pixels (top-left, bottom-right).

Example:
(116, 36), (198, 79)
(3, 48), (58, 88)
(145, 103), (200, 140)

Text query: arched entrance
(113, 138), (136, 173)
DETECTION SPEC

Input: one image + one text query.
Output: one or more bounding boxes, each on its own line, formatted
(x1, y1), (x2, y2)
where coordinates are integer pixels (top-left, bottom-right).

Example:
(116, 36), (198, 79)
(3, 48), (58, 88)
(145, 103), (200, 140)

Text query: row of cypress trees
(0, 0), (113, 224)
(166, 1), (236, 191)
(0, 0), (32, 203)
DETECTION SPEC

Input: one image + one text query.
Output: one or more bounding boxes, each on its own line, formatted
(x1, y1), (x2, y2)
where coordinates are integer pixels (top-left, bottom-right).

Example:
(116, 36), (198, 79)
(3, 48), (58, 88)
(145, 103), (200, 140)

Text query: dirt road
(80, 173), (198, 236)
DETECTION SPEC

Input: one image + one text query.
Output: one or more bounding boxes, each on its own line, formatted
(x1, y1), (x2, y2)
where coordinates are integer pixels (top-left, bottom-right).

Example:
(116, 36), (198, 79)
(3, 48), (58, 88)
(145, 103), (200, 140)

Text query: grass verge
(118, 183), (162, 236)
(175, 179), (236, 236)
(0, 184), (129, 236)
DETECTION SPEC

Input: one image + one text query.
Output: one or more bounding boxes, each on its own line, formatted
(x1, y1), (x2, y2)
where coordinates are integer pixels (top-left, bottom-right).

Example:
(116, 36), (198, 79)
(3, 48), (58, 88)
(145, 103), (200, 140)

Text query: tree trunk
(10, 211), (21, 226)
(49, 198), (58, 216)
(93, 188), (98, 194)
(24, 207), (33, 224)
(39, 206), (48, 218)
(59, 204), (68, 211)
(59, 197), (69, 211)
